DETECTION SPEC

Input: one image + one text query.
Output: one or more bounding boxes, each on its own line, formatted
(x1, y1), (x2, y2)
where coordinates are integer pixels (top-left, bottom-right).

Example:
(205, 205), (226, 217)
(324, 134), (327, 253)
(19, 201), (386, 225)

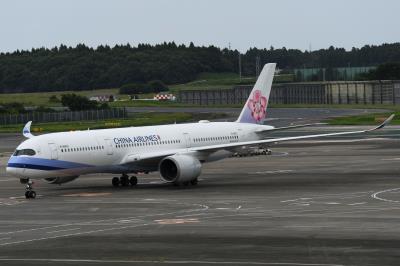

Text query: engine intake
(159, 155), (201, 183)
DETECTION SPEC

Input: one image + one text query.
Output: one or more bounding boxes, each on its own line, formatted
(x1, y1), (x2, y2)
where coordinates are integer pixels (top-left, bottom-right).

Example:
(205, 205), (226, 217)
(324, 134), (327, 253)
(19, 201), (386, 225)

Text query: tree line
(0, 94), (109, 114)
(0, 42), (399, 93)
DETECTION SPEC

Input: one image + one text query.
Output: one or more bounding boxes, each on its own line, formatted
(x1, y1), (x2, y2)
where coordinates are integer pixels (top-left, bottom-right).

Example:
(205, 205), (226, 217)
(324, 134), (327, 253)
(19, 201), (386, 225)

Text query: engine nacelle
(159, 155), (201, 183)
(44, 176), (79, 185)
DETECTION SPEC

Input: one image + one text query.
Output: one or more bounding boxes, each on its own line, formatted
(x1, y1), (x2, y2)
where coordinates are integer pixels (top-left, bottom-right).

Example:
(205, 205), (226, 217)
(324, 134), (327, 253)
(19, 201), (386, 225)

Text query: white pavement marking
(0, 258), (346, 266)
(281, 198), (311, 203)
(381, 158), (400, 161)
(0, 203), (209, 236)
(47, 228), (81, 234)
(0, 237), (11, 241)
(0, 223), (150, 247)
(9, 196), (26, 200)
(371, 188), (400, 203)
(281, 191), (373, 204)
(347, 202), (367, 206)
(271, 152), (289, 157)
(252, 170), (293, 175)
(118, 219), (142, 224)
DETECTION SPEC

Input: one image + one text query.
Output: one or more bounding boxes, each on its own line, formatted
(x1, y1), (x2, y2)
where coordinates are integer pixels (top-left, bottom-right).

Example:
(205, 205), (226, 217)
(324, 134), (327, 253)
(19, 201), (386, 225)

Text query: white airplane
(6, 63), (394, 199)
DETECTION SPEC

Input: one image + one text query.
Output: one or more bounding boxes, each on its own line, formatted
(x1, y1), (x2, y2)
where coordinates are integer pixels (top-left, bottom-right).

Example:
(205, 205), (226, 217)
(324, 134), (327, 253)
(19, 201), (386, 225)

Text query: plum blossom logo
(247, 90), (267, 122)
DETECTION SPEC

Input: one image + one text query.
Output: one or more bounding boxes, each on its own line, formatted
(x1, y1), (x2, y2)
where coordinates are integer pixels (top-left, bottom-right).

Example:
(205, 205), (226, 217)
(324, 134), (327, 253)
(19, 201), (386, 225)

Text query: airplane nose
(6, 166), (17, 176)
(6, 157), (20, 177)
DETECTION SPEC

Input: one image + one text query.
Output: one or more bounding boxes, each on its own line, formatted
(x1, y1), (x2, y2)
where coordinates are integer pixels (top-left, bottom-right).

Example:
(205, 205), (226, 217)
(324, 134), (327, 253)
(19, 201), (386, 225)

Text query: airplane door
(237, 128), (244, 141)
(104, 139), (113, 155)
(48, 143), (58, 160)
(183, 133), (191, 148)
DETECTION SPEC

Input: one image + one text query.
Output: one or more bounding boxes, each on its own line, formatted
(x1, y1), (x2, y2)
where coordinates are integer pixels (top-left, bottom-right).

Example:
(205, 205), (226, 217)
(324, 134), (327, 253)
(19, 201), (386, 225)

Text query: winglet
(370, 114), (395, 131)
(23, 121), (35, 139)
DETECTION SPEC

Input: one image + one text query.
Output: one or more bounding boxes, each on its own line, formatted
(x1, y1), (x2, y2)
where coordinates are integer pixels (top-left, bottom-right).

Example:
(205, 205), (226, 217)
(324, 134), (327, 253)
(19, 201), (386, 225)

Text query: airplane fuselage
(6, 121), (272, 180)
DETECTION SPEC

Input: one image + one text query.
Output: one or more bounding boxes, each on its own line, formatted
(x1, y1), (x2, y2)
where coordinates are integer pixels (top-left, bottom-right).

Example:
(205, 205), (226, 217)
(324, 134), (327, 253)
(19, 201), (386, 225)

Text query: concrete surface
(0, 125), (399, 266)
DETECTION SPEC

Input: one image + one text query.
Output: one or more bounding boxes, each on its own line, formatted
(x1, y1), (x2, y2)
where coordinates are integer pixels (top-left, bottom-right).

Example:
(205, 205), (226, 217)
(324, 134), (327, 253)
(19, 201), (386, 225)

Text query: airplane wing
(255, 122), (327, 138)
(192, 114), (395, 153)
(122, 114), (394, 165)
(260, 123), (327, 132)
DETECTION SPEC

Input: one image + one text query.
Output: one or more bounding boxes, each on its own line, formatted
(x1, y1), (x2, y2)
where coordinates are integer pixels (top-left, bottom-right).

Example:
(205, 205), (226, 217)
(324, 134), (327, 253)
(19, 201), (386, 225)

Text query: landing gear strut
(112, 174), (138, 187)
(24, 179), (36, 199)
(120, 174), (130, 187)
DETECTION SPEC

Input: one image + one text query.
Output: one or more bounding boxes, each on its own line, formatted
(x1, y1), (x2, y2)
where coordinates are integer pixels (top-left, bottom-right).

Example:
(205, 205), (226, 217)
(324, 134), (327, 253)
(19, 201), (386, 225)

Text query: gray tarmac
(0, 108), (399, 266)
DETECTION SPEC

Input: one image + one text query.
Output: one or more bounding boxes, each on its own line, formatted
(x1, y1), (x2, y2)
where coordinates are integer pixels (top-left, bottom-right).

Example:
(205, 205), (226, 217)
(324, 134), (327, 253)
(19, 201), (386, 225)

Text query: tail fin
(236, 63), (276, 124)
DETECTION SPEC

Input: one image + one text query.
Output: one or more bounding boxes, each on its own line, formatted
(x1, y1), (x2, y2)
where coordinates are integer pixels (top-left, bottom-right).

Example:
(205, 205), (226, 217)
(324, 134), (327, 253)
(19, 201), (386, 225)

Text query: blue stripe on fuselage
(7, 156), (92, 171)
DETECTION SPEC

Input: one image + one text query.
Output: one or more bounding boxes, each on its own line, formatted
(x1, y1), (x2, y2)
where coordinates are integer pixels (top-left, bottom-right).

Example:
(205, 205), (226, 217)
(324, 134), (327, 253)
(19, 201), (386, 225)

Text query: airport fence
(178, 80), (400, 105)
(0, 108), (127, 126)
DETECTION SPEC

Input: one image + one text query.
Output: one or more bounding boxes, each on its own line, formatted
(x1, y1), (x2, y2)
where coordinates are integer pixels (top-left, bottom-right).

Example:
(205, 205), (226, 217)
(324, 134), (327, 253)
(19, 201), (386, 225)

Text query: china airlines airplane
(6, 63), (394, 199)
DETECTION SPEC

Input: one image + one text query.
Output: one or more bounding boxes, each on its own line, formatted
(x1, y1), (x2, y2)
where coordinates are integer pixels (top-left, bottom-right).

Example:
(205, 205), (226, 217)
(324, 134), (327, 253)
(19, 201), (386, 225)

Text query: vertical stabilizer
(236, 63), (276, 124)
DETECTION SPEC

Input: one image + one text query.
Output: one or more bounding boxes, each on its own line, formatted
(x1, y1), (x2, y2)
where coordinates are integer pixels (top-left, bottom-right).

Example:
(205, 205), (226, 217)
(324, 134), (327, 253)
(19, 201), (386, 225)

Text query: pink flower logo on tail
(247, 90), (267, 122)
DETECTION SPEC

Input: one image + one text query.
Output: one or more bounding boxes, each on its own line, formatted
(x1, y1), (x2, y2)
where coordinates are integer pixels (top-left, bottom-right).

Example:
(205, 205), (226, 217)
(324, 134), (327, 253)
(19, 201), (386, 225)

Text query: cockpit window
(13, 149), (36, 156)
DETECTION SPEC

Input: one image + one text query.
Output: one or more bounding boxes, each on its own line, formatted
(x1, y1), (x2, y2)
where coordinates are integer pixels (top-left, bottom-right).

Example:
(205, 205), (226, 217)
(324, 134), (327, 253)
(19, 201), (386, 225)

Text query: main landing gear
(112, 174), (138, 187)
(24, 179), (36, 199)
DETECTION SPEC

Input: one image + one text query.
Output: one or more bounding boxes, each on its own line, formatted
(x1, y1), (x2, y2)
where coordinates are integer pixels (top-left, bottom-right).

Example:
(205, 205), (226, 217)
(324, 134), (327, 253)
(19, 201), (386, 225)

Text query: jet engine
(44, 176), (79, 185)
(159, 155), (201, 183)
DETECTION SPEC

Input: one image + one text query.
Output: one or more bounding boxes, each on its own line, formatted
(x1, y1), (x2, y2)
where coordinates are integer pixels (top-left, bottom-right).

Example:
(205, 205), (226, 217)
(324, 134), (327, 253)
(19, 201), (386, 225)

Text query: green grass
(276, 103), (400, 125)
(327, 112), (400, 125)
(0, 88), (120, 107)
(0, 112), (229, 133)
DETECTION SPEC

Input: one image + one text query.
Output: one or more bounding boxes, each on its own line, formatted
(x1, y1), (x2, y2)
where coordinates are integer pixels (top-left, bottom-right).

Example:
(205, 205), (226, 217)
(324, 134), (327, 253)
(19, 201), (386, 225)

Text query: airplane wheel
(129, 176), (138, 186)
(29, 191), (36, 199)
(112, 177), (120, 187)
(120, 176), (129, 187)
(183, 181), (190, 186)
(190, 178), (198, 186)
(25, 190), (36, 199)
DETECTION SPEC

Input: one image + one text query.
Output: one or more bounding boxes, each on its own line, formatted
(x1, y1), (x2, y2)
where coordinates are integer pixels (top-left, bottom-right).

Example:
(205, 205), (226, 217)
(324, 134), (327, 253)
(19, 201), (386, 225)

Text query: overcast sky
(1, 0), (399, 53)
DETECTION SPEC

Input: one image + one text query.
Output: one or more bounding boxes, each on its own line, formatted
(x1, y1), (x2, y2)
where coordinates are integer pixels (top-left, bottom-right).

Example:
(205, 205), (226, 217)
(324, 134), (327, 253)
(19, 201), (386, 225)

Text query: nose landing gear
(25, 180), (36, 199)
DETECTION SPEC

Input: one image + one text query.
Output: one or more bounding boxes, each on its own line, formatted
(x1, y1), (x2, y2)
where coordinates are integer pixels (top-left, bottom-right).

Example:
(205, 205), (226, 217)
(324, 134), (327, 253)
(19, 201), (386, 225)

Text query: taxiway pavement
(0, 126), (399, 265)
